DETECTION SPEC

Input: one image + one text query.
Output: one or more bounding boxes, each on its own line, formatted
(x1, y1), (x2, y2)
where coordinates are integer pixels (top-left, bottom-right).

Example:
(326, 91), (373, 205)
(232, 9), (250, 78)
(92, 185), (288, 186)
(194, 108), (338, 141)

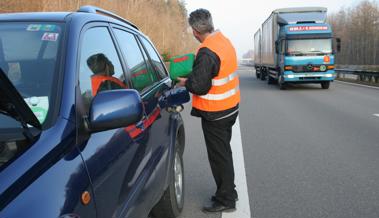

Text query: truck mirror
(275, 41), (279, 54)
(336, 38), (341, 52)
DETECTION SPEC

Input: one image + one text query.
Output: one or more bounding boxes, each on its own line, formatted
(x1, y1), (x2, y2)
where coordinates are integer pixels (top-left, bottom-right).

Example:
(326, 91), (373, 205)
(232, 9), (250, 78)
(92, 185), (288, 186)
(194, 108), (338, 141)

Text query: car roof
(0, 5), (138, 30)
(0, 8), (139, 31)
(0, 8), (150, 42)
(0, 12), (71, 22)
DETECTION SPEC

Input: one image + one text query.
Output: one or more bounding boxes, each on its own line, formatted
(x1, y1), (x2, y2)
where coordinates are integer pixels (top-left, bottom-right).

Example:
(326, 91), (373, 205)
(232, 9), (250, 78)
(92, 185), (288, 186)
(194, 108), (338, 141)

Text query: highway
(178, 65), (379, 218)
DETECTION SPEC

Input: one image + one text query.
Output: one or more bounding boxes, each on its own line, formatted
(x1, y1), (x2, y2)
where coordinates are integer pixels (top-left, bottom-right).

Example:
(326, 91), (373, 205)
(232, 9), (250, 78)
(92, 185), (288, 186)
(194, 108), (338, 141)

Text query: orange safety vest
(192, 31), (240, 112)
(91, 75), (126, 96)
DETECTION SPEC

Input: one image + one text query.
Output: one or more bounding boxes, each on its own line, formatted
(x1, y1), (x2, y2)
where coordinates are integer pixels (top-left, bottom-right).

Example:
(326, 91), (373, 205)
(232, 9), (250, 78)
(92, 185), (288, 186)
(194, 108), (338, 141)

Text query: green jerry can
(169, 53), (195, 82)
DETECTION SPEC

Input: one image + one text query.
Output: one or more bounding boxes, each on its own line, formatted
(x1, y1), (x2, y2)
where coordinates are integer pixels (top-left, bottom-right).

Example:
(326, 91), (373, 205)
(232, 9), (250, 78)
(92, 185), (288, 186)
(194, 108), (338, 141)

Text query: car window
(79, 27), (127, 113)
(113, 29), (158, 92)
(139, 36), (168, 80)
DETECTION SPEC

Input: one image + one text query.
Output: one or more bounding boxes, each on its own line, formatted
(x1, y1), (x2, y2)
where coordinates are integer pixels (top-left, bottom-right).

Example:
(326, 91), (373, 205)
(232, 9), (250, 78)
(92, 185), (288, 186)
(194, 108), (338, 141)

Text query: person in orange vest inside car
(177, 8), (240, 213)
(87, 53), (126, 96)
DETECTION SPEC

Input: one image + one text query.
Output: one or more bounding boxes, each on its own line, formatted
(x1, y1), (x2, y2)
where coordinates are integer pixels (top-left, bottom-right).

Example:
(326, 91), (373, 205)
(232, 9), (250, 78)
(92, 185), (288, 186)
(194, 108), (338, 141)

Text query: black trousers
(201, 112), (238, 207)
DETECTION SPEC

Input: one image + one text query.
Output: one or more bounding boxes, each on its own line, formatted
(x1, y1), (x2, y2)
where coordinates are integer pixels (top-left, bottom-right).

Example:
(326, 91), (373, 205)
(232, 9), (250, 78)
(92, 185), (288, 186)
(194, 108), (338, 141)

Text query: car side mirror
(89, 89), (143, 133)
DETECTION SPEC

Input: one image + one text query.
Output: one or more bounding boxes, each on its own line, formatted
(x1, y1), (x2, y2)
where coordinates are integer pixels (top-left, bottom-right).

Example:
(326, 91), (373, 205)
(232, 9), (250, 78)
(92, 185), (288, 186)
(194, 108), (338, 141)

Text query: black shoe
(211, 195), (239, 202)
(202, 201), (236, 213)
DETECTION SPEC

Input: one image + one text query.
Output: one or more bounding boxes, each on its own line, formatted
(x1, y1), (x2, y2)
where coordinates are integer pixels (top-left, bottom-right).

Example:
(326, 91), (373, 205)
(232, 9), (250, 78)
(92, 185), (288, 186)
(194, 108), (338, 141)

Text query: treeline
(0, 0), (198, 59)
(328, 0), (379, 65)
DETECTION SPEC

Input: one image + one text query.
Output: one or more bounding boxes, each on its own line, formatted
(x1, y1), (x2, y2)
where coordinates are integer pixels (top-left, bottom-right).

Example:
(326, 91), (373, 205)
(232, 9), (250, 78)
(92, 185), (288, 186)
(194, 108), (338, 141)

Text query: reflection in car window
(139, 37), (167, 80)
(79, 27), (126, 113)
(113, 29), (158, 92)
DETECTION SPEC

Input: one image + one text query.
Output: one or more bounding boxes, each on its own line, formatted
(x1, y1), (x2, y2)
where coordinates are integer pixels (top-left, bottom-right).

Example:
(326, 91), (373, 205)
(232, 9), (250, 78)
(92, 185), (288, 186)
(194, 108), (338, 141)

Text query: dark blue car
(0, 6), (189, 218)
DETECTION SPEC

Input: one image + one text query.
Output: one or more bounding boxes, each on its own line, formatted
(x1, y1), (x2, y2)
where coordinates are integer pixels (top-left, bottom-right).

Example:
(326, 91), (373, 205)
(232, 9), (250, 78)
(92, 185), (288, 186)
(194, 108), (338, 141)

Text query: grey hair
(188, 9), (214, 34)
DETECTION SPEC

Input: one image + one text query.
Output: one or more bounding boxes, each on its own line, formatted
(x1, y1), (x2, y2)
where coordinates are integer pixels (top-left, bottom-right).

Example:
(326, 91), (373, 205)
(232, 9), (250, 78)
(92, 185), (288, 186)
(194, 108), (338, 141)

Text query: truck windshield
(0, 22), (63, 129)
(287, 39), (332, 55)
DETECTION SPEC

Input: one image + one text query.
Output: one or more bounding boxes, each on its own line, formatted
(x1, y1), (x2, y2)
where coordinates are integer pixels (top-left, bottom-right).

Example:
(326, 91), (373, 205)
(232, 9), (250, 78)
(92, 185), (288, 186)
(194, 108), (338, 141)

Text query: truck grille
(292, 64), (327, 73)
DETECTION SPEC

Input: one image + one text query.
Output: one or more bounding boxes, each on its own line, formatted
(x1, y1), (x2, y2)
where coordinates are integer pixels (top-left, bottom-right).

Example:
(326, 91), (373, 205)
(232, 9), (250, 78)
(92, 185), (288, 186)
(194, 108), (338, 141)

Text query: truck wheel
(151, 140), (184, 218)
(267, 75), (276, 85)
(321, 81), (330, 89)
(260, 70), (266, 80)
(256, 71), (261, 79)
(279, 75), (286, 90)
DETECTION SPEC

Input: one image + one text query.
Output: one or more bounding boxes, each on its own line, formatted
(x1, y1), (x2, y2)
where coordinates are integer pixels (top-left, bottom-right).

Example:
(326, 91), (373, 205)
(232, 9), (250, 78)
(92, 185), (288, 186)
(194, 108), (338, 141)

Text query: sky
(183, 0), (372, 59)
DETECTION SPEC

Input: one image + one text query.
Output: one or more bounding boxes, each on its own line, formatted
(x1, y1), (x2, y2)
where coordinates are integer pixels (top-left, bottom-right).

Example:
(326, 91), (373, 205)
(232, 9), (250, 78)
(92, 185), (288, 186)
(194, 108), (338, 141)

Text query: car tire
(151, 140), (184, 218)
(321, 81), (330, 89)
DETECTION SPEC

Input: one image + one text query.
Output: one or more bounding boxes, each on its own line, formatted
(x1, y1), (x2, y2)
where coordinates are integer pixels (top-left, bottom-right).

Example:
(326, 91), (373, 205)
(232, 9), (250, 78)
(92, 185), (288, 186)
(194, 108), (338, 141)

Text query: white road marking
(335, 80), (379, 90)
(222, 117), (251, 218)
(374, 114), (379, 118)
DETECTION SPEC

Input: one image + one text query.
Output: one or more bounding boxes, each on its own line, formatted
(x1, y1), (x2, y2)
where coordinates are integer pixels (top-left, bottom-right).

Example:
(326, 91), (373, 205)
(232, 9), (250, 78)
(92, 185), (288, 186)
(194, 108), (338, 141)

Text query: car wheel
(151, 140), (184, 218)
(321, 81), (330, 89)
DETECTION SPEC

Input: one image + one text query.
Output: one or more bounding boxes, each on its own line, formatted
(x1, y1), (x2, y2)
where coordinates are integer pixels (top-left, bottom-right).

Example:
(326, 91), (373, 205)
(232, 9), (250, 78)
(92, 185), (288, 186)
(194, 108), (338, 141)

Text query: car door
(137, 35), (174, 189)
(111, 27), (173, 217)
(75, 24), (151, 218)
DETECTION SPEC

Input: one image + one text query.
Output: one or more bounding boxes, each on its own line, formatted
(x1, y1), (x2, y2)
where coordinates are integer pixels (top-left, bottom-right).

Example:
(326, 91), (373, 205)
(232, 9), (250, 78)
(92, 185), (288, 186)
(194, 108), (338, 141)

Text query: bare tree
(329, 0), (379, 65)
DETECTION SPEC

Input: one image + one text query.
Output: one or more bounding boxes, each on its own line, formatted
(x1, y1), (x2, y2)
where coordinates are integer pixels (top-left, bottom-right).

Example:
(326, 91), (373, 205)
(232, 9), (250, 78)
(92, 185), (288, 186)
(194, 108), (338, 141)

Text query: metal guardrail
(335, 69), (379, 83)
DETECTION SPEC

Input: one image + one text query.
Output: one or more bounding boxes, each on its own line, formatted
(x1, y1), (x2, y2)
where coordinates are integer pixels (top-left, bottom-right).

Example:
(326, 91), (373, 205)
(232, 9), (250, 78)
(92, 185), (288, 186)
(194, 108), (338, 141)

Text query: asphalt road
(178, 65), (379, 218)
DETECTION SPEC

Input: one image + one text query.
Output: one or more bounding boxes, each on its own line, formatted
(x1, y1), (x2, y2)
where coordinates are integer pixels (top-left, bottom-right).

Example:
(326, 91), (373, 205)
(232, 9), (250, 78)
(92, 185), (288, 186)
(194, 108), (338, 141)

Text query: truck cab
(255, 7), (339, 90)
(278, 23), (336, 89)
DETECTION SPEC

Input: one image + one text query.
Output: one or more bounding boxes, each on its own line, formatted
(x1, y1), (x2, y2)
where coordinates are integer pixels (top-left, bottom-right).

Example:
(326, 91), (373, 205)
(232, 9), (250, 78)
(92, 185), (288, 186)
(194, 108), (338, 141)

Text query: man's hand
(176, 77), (188, 87)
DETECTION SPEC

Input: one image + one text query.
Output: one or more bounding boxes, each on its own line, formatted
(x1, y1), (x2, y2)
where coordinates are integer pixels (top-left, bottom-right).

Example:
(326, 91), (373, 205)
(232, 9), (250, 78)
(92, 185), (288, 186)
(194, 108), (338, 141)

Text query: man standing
(177, 8), (240, 213)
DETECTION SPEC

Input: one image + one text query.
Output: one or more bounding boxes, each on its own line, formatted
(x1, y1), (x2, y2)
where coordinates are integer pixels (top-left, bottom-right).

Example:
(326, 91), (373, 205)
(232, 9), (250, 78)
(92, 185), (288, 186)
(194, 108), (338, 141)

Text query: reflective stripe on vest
(199, 86), (240, 100)
(212, 71), (238, 86)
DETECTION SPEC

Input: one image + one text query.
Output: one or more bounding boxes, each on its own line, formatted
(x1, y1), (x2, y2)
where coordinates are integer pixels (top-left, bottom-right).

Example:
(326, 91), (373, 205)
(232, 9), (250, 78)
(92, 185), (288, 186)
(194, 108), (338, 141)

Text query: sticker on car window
(27, 24), (57, 32)
(27, 24), (42, 31)
(41, 25), (56, 31)
(42, 33), (59, 41)
(24, 96), (49, 123)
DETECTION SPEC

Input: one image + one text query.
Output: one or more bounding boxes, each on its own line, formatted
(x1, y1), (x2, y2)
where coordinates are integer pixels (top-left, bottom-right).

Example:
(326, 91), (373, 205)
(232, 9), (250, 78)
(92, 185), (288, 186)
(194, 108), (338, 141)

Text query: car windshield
(287, 39), (332, 55)
(0, 22), (63, 129)
(0, 22), (63, 170)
